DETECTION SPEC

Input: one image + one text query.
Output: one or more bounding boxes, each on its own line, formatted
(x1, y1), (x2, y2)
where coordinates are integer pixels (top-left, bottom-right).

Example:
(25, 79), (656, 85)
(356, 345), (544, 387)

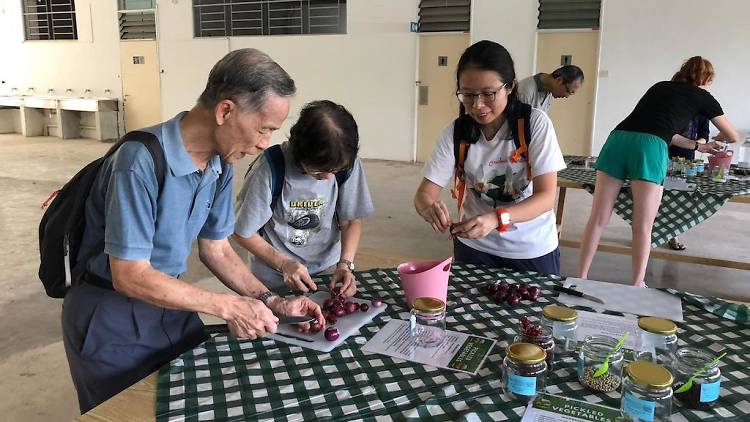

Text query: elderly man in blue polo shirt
(61, 48), (325, 414)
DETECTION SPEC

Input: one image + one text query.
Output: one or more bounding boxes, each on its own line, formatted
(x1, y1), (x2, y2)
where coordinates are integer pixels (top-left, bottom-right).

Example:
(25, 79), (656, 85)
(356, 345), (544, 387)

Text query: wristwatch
(338, 259), (355, 272)
(258, 291), (277, 307)
(495, 208), (512, 232)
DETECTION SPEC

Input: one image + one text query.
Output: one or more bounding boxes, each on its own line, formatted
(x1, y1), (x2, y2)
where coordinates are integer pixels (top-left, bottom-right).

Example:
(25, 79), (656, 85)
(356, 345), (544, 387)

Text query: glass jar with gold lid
(502, 342), (548, 401)
(621, 361), (673, 422)
(409, 297), (446, 347)
(638, 317), (678, 365)
(541, 305), (578, 353)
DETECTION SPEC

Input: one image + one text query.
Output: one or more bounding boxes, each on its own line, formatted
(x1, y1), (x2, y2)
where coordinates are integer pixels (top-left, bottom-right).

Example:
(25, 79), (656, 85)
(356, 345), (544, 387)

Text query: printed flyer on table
(361, 319), (495, 374)
(521, 393), (631, 422)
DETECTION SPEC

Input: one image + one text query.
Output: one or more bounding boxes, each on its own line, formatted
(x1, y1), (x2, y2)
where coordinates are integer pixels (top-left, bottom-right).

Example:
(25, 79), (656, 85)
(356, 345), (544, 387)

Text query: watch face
(500, 212), (511, 225)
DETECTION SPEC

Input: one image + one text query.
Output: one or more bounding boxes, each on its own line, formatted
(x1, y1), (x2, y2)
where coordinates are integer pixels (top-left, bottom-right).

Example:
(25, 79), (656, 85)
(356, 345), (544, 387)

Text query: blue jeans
(453, 239), (561, 276)
(62, 283), (207, 413)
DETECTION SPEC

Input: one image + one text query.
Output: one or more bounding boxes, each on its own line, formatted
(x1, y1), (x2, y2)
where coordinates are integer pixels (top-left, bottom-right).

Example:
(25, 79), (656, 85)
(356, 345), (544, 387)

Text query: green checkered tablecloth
(560, 156), (750, 247)
(156, 264), (750, 421)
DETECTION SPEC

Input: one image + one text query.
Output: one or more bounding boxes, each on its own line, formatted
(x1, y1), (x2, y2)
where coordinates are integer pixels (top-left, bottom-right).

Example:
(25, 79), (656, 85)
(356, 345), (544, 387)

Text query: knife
(553, 285), (605, 304)
(204, 315), (315, 335)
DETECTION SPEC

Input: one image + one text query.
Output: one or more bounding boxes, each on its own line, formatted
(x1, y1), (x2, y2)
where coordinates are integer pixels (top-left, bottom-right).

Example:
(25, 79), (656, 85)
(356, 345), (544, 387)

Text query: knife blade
(553, 285), (605, 304)
(204, 315), (315, 335)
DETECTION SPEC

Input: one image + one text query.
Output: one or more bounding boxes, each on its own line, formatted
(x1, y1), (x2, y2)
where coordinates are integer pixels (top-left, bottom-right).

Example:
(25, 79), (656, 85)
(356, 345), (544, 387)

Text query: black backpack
(38, 131), (165, 298)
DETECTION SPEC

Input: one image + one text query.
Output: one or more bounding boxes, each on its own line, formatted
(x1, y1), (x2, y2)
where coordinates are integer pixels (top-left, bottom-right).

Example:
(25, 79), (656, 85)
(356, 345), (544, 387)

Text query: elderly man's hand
(268, 295), (325, 333)
(222, 296), (278, 339)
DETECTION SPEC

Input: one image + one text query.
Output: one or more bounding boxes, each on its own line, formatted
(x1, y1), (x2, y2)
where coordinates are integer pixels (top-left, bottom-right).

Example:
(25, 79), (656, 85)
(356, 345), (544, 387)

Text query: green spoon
(674, 352), (727, 394)
(593, 332), (629, 378)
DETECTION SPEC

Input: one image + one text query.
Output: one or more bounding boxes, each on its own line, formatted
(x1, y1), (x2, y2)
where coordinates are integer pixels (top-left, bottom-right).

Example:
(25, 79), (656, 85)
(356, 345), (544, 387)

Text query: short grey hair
(198, 48), (296, 112)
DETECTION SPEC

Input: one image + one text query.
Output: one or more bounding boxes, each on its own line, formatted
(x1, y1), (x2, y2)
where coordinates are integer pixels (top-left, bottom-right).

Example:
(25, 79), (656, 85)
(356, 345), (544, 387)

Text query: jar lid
(507, 342), (546, 364)
(638, 317), (677, 335)
(412, 297), (446, 313)
(542, 305), (578, 322)
(625, 361), (673, 388)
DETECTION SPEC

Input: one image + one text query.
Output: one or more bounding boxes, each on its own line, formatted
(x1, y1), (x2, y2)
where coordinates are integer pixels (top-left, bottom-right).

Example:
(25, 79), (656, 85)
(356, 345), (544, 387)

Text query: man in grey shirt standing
(234, 101), (374, 297)
(516, 65), (584, 112)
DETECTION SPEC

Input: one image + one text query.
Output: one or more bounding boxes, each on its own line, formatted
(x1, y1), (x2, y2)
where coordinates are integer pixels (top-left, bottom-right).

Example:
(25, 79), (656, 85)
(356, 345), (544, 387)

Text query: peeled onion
(325, 327), (340, 341)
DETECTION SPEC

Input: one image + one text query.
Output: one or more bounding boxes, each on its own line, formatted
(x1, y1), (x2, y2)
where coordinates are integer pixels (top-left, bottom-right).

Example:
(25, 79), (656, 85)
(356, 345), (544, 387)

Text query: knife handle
(553, 285), (584, 298)
(204, 324), (230, 335)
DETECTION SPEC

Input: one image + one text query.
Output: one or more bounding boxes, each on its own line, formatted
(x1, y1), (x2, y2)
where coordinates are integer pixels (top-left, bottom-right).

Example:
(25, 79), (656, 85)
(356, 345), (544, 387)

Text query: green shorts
(595, 130), (668, 184)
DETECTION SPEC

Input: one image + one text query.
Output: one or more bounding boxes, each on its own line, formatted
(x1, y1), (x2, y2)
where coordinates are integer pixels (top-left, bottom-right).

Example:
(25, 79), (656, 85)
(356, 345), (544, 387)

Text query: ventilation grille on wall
(418, 0), (470, 33)
(119, 10), (157, 40)
(22, 0), (78, 40)
(193, 0), (346, 38)
(538, 0), (601, 30)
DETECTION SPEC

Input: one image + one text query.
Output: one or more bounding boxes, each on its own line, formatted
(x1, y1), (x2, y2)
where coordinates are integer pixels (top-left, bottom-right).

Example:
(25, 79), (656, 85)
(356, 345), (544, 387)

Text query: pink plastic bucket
(708, 150), (733, 170)
(397, 257), (452, 308)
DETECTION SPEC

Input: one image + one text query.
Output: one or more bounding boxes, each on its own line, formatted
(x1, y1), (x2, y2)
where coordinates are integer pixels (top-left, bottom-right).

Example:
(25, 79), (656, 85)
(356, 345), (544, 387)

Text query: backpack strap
(74, 131), (166, 285)
(335, 168), (351, 186)
(105, 131), (166, 194)
(263, 144), (286, 210)
(509, 103), (534, 179)
(451, 115), (475, 217)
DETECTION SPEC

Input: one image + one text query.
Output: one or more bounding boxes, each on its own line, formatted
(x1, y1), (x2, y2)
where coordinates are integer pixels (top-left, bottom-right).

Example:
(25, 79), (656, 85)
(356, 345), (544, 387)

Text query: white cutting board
(560, 278), (684, 322)
(268, 291), (387, 352)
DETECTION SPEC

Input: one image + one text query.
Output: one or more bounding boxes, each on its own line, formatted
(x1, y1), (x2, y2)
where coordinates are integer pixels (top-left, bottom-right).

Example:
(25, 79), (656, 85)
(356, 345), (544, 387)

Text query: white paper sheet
(574, 310), (656, 356)
(361, 319), (496, 374)
(560, 278), (684, 321)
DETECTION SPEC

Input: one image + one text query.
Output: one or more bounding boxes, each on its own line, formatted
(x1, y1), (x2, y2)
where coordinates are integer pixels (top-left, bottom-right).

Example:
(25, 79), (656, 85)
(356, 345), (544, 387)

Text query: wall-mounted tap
(27, 87), (35, 95)
(47, 88), (55, 96)
(65, 88), (74, 96)
(83, 89), (92, 98)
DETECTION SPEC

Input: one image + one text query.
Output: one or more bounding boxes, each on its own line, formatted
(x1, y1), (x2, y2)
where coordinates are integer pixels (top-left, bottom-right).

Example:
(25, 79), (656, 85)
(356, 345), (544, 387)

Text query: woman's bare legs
(578, 171), (624, 279)
(630, 180), (664, 285)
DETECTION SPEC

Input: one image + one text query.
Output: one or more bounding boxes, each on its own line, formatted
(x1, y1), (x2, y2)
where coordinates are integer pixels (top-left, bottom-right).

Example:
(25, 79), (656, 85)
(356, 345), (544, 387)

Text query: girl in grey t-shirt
(234, 100), (374, 296)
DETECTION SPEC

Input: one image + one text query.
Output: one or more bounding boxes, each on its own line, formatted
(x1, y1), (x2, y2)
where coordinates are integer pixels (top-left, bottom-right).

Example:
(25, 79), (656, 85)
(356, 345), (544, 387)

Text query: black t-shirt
(615, 81), (724, 143)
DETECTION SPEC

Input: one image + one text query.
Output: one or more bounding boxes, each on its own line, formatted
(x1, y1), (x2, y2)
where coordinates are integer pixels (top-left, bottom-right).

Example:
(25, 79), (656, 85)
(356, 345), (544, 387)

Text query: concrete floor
(1, 134), (748, 421)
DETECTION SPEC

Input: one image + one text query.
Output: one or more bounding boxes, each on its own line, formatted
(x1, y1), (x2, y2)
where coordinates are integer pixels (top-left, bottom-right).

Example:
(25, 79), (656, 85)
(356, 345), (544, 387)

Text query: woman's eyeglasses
(456, 83), (507, 105)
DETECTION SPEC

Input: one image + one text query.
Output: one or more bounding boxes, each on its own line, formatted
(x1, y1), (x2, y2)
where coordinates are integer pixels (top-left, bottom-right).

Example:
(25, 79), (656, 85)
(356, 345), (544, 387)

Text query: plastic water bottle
(739, 134), (750, 168)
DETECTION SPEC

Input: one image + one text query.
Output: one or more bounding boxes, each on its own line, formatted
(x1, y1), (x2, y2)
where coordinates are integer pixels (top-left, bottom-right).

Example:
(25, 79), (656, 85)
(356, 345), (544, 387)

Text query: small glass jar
(578, 335), (624, 393)
(621, 361), (673, 422)
(694, 161), (705, 175)
(670, 347), (721, 410)
(541, 305), (578, 353)
(502, 343), (547, 401)
(515, 324), (555, 370)
(638, 317), (678, 365)
(408, 297), (446, 347)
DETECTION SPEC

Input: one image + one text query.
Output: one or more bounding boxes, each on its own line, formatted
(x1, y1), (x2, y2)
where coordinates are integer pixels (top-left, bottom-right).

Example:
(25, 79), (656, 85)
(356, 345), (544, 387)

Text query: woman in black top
(578, 56), (739, 286)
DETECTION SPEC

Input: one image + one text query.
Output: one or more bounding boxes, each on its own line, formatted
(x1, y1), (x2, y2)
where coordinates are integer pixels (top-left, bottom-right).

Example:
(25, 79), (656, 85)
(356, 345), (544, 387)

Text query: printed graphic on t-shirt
(286, 198), (325, 247)
(470, 158), (530, 206)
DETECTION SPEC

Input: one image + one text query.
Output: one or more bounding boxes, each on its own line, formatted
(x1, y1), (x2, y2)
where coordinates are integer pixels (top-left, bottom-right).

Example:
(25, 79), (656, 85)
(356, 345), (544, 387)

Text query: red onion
(527, 286), (541, 301)
(309, 321), (323, 333)
(359, 303), (369, 312)
(324, 327), (340, 341)
(345, 302), (359, 314)
(371, 297), (383, 307)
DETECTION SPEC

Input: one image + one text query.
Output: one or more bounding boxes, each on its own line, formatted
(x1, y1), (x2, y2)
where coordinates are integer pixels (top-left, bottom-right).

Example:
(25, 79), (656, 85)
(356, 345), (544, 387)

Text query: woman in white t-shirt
(414, 40), (566, 275)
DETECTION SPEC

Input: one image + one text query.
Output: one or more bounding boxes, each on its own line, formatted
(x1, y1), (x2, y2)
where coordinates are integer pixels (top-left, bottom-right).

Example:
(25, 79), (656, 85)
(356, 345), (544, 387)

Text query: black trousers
(62, 283), (207, 413)
(453, 239), (561, 276)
